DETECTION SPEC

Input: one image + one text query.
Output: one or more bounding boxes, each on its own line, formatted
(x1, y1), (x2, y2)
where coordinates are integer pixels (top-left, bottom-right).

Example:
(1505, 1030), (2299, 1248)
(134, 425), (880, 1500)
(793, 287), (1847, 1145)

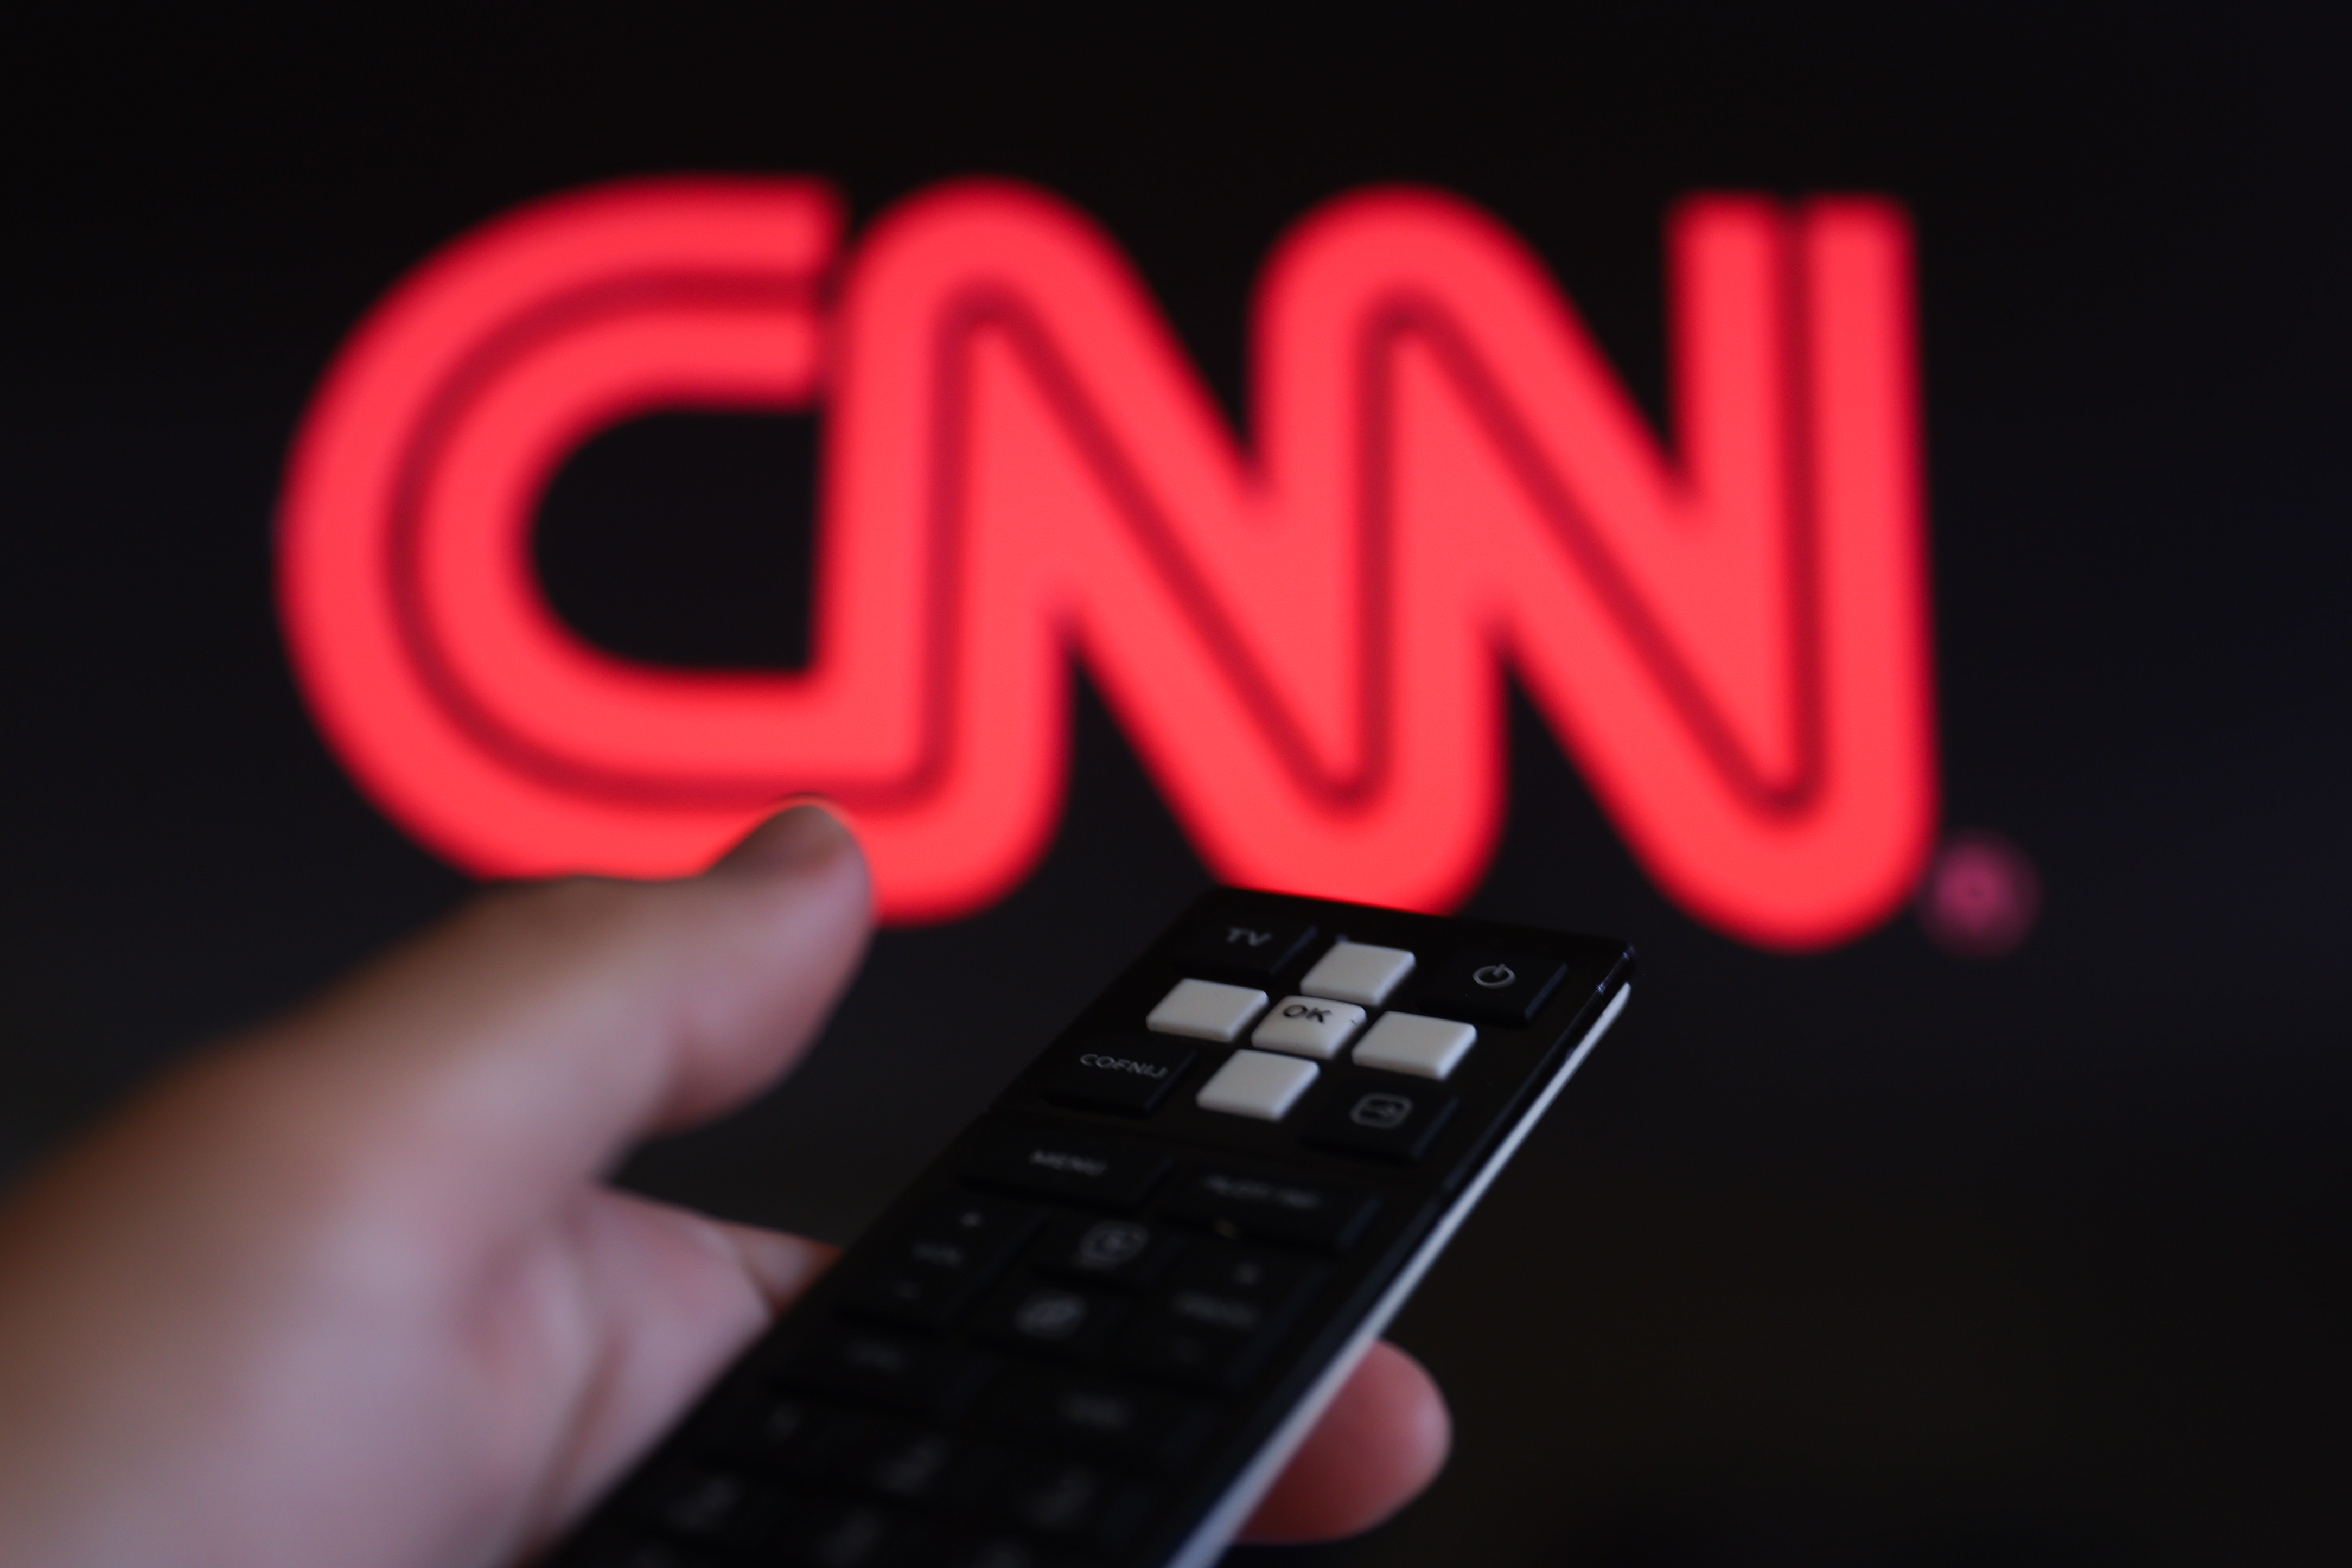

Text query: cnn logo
(280, 179), (1935, 950)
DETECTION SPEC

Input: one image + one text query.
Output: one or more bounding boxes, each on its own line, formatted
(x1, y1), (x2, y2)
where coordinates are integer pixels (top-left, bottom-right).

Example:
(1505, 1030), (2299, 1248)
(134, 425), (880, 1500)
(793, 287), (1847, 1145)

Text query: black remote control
(557, 888), (1635, 1568)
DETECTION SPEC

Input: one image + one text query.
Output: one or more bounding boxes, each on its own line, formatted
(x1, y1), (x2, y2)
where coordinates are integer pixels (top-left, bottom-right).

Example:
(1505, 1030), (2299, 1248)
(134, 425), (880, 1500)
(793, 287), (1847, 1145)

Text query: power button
(1414, 949), (1567, 1025)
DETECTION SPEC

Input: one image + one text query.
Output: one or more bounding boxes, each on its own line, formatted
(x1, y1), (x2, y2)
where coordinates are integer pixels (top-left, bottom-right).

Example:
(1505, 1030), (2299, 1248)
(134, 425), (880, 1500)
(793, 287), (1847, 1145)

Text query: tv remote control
(556, 888), (1635, 1568)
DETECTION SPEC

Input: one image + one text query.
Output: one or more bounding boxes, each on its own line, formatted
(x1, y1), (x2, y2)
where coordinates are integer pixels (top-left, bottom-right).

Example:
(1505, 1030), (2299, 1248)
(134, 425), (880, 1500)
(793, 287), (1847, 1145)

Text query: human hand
(0, 807), (1449, 1568)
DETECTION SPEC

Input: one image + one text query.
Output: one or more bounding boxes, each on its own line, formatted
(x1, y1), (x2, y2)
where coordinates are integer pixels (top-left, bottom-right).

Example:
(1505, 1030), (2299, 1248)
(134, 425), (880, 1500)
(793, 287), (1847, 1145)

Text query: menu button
(964, 1130), (1172, 1209)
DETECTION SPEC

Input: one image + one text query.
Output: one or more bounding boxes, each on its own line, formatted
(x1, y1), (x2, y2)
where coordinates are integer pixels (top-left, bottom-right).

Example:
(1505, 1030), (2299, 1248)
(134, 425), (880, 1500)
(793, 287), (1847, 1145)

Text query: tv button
(1178, 916), (1318, 979)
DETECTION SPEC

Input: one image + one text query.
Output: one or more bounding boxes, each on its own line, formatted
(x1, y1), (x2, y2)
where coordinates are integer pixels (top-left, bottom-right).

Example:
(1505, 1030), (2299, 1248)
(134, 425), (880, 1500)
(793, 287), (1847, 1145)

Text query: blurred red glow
(278, 177), (1938, 948)
(1918, 830), (2041, 957)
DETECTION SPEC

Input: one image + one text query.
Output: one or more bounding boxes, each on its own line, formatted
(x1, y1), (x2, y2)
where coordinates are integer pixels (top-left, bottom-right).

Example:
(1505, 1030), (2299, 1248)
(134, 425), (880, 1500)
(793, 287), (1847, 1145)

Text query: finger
(185, 805), (873, 1237)
(505, 1198), (839, 1534)
(1237, 1340), (1452, 1543)
(698, 1217), (841, 1316)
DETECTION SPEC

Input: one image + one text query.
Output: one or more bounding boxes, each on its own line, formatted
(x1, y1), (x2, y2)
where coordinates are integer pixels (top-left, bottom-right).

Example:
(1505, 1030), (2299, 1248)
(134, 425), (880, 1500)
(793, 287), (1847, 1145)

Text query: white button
(1352, 1011), (1477, 1080)
(1298, 940), (1416, 1006)
(1249, 995), (1368, 1060)
(1195, 1049), (1321, 1120)
(1146, 978), (1269, 1042)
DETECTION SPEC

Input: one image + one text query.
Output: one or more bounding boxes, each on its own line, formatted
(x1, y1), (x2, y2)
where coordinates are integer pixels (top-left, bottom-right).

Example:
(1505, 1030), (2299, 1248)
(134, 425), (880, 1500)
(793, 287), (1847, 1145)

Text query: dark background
(4, 9), (2347, 1563)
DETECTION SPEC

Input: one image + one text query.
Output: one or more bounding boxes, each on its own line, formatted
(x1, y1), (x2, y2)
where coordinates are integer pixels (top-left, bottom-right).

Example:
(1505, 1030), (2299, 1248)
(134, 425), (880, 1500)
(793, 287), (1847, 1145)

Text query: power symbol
(1473, 964), (1516, 988)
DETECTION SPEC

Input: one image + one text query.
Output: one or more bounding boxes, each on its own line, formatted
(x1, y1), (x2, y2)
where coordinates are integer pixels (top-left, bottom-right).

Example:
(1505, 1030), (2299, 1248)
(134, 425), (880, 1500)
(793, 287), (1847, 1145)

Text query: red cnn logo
(279, 178), (1935, 950)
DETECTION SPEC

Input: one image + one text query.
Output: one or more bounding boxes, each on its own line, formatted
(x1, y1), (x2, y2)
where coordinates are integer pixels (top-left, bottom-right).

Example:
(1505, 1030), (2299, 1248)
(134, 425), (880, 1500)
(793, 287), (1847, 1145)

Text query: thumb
(208, 805), (874, 1235)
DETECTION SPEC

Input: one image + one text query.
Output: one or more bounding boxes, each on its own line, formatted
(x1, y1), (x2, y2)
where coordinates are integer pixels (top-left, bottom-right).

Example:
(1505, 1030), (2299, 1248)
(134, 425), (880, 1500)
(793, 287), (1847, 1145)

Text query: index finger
(206, 806), (873, 1239)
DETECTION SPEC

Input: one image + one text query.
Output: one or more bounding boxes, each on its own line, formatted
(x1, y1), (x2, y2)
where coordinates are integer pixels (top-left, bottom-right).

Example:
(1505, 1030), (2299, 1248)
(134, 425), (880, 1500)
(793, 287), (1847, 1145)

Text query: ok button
(1248, 995), (1369, 1061)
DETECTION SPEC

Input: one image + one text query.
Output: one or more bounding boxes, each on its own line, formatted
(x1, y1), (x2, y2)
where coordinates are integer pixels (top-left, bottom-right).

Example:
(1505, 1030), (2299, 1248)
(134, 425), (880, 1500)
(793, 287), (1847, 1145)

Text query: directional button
(1352, 1011), (1477, 1080)
(1194, 1050), (1320, 1121)
(1298, 940), (1416, 1008)
(1146, 979), (1269, 1042)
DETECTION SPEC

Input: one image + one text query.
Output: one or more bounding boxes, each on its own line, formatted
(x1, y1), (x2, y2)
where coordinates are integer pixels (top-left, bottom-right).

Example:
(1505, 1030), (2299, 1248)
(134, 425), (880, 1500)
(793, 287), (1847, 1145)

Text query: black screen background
(4, 10), (2347, 1562)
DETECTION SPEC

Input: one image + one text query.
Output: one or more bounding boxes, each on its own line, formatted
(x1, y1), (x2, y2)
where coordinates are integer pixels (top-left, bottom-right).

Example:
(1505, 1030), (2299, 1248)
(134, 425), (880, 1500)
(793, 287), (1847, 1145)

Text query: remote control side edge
(1158, 981), (1633, 1568)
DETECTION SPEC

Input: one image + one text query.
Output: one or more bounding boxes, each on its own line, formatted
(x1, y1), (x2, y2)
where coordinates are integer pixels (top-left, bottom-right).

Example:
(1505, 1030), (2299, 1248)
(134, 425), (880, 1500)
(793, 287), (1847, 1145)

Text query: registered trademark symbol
(1917, 829), (2041, 958)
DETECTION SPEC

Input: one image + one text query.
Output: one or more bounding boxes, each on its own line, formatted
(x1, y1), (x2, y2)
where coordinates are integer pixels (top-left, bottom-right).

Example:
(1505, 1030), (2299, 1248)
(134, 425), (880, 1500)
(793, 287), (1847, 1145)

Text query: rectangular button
(780, 1327), (997, 1418)
(1195, 1049), (1320, 1121)
(1352, 1011), (1477, 1080)
(1167, 1243), (1323, 1321)
(842, 1196), (1046, 1327)
(1145, 978), (1269, 1042)
(1036, 1037), (1195, 1115)
(632, 1460), (792, 1547)
(981, 1370), (1213, 1473)
(1302, 1082), (1458, 1162)
(1161, 1165), (1380, 1252)
(576, 1538), (727, 1568)
(1030, 1214), (1188, 1291)
(963, 1131), (1171, 1209)
(1248, 995), (1367, 1060)
(1298, 940), (1416, 1006)
(1180, 915), (1317, 979)
(984, 1455), (1153, 1547)
(848, 1424), (1005, 1509)
(972, 1278), (1130, 1360)
(1116, 1315), (1257, 1394)
(1413, 949), (1567, 1025)
(779, 1503), (913, 1568)
(1116, 1244), (1323, 1391)
(702, 1391), (873, 1477)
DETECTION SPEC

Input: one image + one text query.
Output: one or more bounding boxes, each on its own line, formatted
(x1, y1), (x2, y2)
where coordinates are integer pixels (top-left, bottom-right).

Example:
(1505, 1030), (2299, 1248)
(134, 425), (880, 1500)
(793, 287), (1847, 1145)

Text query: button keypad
(708, 1148), (1373, 1562)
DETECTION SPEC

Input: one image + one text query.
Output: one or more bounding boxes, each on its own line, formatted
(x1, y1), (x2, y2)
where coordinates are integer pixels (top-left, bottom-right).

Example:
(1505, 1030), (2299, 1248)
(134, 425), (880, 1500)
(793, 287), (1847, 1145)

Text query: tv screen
(4, 13), (2343, 1561)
